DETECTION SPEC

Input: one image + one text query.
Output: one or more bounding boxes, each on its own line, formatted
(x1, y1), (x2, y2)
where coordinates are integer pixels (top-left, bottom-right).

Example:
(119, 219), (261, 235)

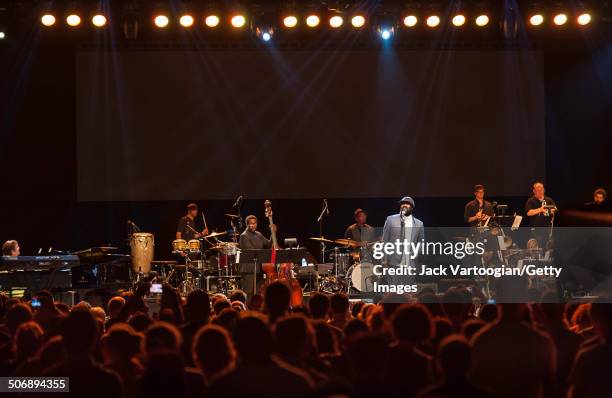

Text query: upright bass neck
(264, 200), (280, 249)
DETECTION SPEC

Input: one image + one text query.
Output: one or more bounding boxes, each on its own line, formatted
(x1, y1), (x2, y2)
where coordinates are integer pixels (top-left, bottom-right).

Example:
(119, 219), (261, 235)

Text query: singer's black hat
(398, 196), (415, 208)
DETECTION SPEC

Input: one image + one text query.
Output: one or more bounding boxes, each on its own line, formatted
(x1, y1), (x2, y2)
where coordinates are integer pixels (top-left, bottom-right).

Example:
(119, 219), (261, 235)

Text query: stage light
(41, 14), (56, 26)
(92, 14), (107, 27)
(475, 15), (489, 27)
(0, 32), (5, 39)
(380, 28), (394, 40)
(306, 15), (320, 27)
(529, 14), (544, 26)
(179, 15), (194, 27)
(154, 15), (169, 28)
(426, 15), (440, 28)
(403, 15), (418, 27)
(283, 15), (298, 28)
(205, 15), (220, 28)
(329, 15), (343, 28)
(66, 14), (81, 27)
(577, 13), (591, 26)
(256, 26), (273, 42)
(351, 15), (365, 28)
(231, 15), (246, 28)
(553, 13), (568, 26)
(452, 14), (466, 27)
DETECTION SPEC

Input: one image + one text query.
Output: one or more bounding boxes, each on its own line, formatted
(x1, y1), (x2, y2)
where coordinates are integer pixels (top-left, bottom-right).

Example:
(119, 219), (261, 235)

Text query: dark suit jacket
(381, 213), (425, 267)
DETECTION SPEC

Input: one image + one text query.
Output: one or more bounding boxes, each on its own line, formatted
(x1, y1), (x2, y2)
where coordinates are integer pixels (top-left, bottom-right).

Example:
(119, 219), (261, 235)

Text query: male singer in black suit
(381, 196), (425, 287)
(464, 184), (494, 227)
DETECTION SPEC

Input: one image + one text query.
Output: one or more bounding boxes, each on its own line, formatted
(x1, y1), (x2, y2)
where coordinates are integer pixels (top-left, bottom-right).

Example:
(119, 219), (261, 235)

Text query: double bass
(261, 200), (303, 306)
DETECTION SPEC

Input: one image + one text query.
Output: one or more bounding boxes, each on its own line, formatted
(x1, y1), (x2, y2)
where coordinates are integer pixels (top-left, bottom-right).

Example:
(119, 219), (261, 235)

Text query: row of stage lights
(41, 14), (107, 27)
(38, 11), (594, 41)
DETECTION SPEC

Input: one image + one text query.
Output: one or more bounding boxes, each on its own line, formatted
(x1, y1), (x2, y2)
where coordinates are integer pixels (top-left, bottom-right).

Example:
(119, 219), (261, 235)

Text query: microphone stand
(400, 210), (406, 248)
(237, 198), (243, 233)
(316, 199), (329, 263)
(546, 205), (557, 250)
(126, 220), (141, 248)
(230, 195), (243, 243)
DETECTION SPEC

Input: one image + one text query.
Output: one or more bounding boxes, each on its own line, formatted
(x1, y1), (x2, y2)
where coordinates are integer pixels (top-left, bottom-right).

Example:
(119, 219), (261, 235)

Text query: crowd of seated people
(0, 282), (610, 398)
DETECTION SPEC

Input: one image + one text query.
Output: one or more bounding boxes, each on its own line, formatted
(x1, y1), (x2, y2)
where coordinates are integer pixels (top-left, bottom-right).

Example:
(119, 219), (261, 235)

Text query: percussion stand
(316, 199), (330, 263)
(333, 247), (340, 282)
(236, 198), (243, 236)
(230, 218), (238, 244)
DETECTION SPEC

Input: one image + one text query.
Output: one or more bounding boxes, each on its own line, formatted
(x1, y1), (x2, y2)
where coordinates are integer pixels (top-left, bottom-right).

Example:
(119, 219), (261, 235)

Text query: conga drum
(188, 239), (201, 252)
(130, 233), (154, 274)
(172, 239), (187, 253)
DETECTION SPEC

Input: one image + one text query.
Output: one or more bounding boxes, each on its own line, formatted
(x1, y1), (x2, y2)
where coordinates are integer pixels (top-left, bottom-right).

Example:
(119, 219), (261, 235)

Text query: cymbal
(205, 231), (227, 239)
(309, 237), (335, 244)
(334, 238), (360, 248)
(224, 213), (240, 218)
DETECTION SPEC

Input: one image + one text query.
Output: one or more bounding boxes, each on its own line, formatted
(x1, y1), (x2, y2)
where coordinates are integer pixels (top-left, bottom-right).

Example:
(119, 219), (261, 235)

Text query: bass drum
(130, 233), (154, 274)
(347, 262), (376, 292)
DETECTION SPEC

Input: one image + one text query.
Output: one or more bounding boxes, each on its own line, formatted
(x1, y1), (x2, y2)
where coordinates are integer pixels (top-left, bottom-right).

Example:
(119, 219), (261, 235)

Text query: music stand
(237, 249), (272, 297)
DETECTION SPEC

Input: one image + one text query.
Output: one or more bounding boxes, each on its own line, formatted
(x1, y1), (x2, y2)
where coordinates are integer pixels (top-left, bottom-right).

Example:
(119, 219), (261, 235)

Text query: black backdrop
(76, 49), (544, 200)
(0, 40), (610, 259)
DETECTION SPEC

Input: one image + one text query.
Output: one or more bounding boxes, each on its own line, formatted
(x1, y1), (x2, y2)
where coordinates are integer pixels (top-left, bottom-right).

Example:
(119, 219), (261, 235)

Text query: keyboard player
(2, 240), (20, 257)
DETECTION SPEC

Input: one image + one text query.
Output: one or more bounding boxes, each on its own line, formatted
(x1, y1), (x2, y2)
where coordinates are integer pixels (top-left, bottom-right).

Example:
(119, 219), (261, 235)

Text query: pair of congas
(172, 239), (201, 253)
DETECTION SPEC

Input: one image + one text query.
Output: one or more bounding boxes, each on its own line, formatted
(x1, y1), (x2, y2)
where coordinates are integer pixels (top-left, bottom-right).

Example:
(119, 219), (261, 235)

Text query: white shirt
(401, 215), (414, 265)
(402, 214), (414, 229)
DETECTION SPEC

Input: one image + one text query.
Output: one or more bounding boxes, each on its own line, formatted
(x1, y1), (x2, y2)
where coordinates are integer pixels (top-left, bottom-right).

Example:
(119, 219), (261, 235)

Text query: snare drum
(221, 242), (238, 256)
(130, 233), (154, 274)
(188, 239), (201, 252)
(347, 262), (375, 292)
(172, 239), (187, 252)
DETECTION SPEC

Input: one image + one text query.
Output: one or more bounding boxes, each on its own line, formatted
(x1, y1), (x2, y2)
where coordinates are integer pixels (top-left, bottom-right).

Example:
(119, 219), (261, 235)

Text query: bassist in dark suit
(239, 215), (274, 250)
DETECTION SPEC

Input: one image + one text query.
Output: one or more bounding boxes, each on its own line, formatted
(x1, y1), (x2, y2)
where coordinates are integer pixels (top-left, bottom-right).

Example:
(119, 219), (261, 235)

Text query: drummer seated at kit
(239, 215), (276, 250)
(344, 208), (376, 243)
(345, 208), (376, 262)
(176, 203), (209, 241)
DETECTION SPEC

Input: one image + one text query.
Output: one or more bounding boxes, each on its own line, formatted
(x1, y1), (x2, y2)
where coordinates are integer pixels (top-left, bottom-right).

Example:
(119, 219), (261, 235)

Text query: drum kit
(128, 217), (378, 296)
(309, 236), (376, 294)
(129, 218), (243, 296)
(171, 230), (243, 295)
